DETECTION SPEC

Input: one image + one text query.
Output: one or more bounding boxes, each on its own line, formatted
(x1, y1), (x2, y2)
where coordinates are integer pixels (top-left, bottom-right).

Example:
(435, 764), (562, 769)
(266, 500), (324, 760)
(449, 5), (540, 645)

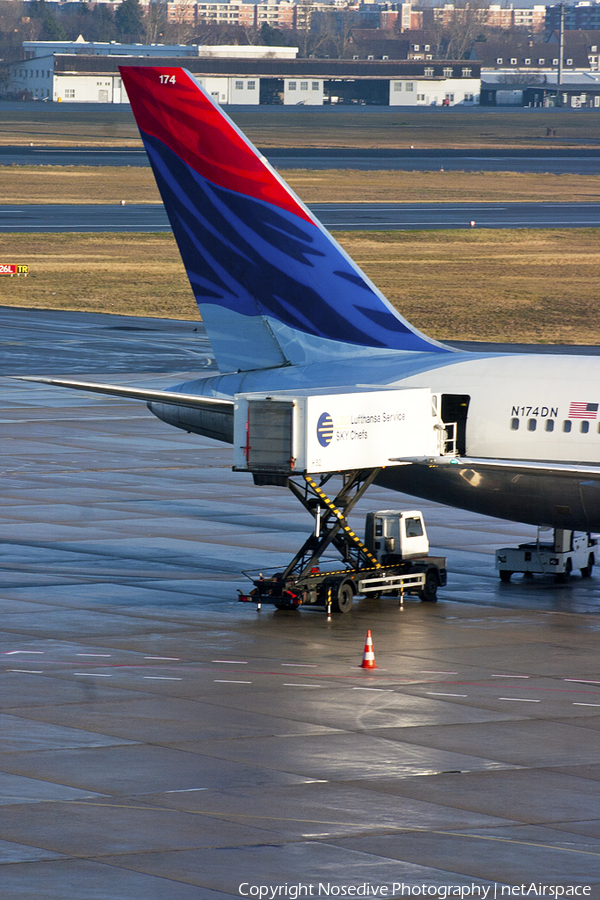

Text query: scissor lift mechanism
(239, 468), (445, 613)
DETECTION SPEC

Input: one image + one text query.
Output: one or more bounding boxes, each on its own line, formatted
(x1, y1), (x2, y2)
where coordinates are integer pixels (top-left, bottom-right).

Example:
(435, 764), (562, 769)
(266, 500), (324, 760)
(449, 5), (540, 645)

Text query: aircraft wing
(17, 377), (234, 414)
(400, 456), (600, 479)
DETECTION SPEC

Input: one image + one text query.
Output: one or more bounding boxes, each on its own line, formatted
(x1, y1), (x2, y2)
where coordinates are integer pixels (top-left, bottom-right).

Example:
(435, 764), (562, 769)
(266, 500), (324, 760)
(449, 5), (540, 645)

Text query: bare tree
(0, 2), (43, 57)
(162, 0), (196, 45)
(144, 0), (167, 43)
(438, 1), (490, 59)
(500, 71), (545, 85)
(294, 0), (313, 58)
(318, 7), (362, 59)
(192, 21), (255, 46)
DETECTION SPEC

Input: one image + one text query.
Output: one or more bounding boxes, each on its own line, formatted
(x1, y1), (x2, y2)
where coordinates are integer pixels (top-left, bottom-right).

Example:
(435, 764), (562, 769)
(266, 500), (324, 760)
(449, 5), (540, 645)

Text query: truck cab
(365, 510), (430, 564)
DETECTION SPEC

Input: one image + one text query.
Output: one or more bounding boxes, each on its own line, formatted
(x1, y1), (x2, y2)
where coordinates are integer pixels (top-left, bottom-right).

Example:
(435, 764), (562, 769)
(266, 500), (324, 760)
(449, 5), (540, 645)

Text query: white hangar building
(8, 43), (481, 107)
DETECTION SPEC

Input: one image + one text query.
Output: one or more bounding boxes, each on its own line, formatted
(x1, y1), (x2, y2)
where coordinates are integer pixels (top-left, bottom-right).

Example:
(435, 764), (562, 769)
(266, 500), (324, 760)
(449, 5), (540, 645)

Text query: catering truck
(233, 387), (453, 613)
(239, 507), (446, 613)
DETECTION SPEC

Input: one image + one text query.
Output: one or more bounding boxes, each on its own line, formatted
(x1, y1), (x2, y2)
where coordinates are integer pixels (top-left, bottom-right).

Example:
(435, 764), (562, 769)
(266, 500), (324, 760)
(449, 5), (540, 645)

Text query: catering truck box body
(233, 388), (441, 475)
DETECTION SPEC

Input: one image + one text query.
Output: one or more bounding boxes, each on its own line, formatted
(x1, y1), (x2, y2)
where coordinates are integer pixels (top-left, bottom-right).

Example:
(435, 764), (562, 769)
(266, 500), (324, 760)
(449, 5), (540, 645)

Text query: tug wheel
(581, 554), (595, 579)
(556, 558), (573, 583)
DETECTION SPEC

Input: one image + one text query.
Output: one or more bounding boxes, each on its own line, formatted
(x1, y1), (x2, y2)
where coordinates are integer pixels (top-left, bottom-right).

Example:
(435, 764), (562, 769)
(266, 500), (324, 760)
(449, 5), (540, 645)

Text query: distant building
(415, 2), (546, 34)
(472, 34), (597, 106)
(191, 0), (366, 30)
(193, 0), (297, 30)
(347, 29), (443, 61)
(10, 40), (298, 101)
(547, 28), (600, 71)
(471, 38), (589, 73)
(482, 70), (600, 107)
(5, 51), (481, 107)
(21, 38), (298, 60)
(398, 2), (423, 32)
(546, 2), (600, 35)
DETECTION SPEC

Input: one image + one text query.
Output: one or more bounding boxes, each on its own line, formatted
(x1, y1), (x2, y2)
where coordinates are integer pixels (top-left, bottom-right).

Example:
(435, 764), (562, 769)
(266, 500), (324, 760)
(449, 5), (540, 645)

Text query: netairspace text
(238, 885), (592, 900)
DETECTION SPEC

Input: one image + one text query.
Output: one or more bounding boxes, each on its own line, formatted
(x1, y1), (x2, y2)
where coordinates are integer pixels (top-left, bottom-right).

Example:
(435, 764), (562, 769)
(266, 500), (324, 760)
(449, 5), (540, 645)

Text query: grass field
(3, 105), (600, 149)
(234, 107), (600, 150)
(2, 229), (599, 345)
(4, 166), (600, 204)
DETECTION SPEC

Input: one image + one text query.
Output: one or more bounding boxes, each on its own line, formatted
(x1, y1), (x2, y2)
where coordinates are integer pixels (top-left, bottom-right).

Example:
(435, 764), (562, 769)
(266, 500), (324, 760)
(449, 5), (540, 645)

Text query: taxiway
(3, 201), (600, 232)
(4, 145), (600, 173)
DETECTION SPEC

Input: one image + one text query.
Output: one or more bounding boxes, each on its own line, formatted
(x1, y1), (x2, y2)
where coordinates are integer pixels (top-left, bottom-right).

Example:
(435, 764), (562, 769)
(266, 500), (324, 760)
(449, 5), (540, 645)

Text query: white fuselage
(195, 350), (600, 465)
(399, 353), (600, 464)
(159, 349), (600, 530)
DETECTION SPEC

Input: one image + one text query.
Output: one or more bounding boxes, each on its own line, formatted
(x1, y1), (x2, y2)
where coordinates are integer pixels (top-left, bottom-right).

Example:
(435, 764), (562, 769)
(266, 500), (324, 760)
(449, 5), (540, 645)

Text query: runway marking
(74, 673), (112, 677)
(317, 205), (511, 212)
(144, 656), (180, 660)
(564, 679), (600, 685)
(214, 679), (252, 684)
(436, 829), (600, 859)
(8, 669), (43, 674)
(5, 651), (44, 655)
(77, 653), (111, 658)
(426, 692), (467, 697)
(491, 674), (529, 678)
(144, 676), (182, 681)
(283, 683), (322, 688)
(352, 687), (394, 692)
(0, 224), (171, 231)
(164, 788), (208, 793)
(23, 798), (600, 855)
(212, 660), (248, 664)
(573, 702), (600, 707)
(498, 697), (540, 703)
(350, 667), (387, 671)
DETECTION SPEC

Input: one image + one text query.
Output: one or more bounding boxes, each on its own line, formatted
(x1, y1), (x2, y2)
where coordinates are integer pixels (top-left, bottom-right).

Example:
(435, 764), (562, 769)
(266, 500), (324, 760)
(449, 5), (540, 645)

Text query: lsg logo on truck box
(0, 264), (29, 276)
(317, 412), (334, 447)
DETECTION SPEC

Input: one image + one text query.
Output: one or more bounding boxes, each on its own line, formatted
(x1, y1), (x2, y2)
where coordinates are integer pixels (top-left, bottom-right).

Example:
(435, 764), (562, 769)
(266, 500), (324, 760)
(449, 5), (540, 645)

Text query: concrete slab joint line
(0, 308), (598, 889)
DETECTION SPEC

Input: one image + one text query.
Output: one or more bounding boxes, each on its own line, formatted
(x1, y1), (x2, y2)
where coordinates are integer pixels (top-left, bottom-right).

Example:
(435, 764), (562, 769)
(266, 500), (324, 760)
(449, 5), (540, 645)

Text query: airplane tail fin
(120, 66), (449, 373)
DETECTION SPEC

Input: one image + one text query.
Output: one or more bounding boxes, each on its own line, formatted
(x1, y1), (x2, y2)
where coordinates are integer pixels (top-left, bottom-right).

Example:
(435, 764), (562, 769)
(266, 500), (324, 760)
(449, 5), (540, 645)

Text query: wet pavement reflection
(0, 309), (599, 897)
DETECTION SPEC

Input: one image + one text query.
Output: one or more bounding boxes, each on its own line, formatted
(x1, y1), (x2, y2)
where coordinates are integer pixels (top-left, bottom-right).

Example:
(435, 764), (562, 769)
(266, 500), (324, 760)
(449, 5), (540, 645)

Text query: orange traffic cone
(360, 629), (377, 669)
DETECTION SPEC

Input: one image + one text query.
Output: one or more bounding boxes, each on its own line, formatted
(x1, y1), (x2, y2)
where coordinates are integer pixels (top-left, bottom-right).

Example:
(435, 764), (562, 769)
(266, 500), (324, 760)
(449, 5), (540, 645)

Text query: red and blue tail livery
(24, 65), (600, 538)
(120, 66), (448, 373)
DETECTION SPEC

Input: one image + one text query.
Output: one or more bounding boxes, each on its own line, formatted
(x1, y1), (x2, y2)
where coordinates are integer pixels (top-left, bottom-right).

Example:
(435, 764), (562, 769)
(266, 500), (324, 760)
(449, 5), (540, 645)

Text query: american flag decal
(568, 401), (599, 419)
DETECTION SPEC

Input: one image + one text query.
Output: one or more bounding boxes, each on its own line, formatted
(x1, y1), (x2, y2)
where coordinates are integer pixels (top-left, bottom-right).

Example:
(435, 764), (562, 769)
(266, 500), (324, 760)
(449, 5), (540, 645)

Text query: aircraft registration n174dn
(23, 66), (600, 533)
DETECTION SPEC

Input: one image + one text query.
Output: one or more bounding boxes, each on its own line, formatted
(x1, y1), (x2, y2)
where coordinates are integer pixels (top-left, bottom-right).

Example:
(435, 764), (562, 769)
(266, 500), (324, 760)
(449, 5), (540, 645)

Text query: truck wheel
(499, 570), (512, 583)
(581, 554), (595, 579)
(556, 558), (573, 583)
(333, 581), (354, 614)
(419, 571), (438, 602)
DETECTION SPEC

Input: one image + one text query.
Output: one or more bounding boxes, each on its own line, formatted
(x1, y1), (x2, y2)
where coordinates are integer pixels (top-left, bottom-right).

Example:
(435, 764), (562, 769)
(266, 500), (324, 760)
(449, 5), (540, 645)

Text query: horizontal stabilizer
(17, 376), (234, 414)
